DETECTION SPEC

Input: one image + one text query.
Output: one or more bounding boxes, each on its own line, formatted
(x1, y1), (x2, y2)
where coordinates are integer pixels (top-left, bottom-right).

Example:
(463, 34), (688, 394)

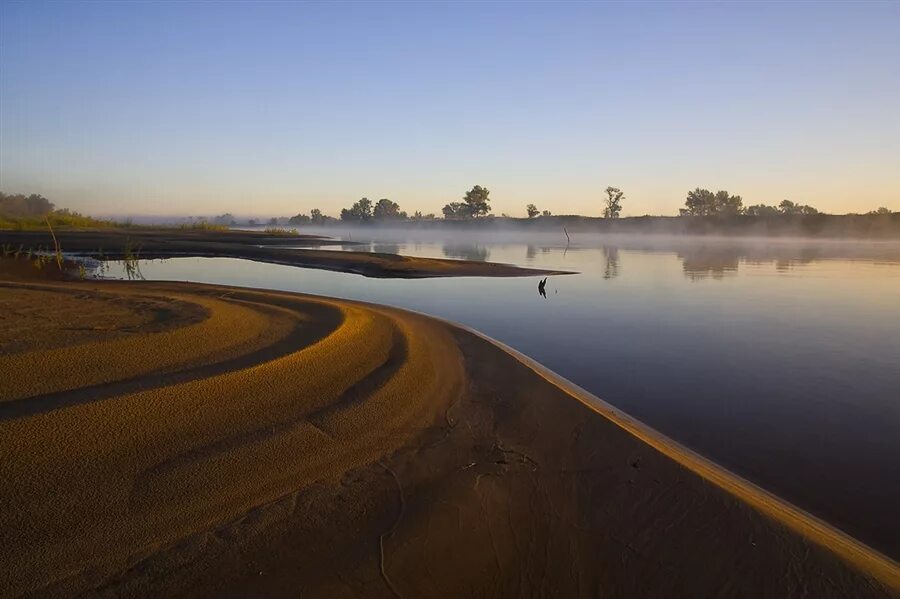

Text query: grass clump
(122, 237), (144, 280)
(263, 226), (298, 236)
(178, 221), (230, 232)
(0, 210), (115, 230)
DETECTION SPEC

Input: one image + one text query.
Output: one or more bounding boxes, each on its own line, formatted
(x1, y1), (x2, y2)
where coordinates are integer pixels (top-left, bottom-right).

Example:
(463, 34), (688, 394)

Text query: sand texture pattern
(1, 278), (898, 598)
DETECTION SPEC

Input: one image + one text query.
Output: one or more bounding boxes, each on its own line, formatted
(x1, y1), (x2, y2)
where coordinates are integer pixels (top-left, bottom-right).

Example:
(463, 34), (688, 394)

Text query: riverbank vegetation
(280, 185), (897, 237)
(3, 188), (897, 238)
(0, 193), (115, 229)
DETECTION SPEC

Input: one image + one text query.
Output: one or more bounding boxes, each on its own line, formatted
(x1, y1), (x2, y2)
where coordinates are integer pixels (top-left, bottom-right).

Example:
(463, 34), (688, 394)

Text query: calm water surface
(101, 233), (900, 558)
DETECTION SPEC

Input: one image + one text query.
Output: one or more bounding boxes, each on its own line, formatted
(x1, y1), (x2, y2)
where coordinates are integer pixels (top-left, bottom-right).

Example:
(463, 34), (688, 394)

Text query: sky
(1, 1), (898, 218)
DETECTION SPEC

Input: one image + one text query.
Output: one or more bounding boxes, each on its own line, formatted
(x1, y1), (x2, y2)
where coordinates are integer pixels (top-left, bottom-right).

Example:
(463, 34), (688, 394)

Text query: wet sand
(0, 228), (570, 278)
(0, 273), (898, 598)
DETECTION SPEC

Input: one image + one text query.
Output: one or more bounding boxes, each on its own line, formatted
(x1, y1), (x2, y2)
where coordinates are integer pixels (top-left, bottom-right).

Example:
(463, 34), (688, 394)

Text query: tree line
(288, 186), (492, 225)
(289, 184), (624, 224)
(289, 201), (438, 225)
(678, 188), (825, 217)
(0, 192), (55, 217)
(284, 185), (843, 224)
(0, 192), (110, 228)
(2, 188), (894, 231)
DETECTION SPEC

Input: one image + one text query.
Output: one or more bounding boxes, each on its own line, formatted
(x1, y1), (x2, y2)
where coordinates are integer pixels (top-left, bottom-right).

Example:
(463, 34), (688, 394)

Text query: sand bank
(0, 277), (897, 598)
(0, 228), (571, 278)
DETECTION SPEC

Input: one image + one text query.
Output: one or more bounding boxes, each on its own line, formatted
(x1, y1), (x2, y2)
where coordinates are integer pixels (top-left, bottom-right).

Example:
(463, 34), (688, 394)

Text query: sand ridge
(0, 284), (303, 401)
(1, 280), (465, 596)
(1, 278), (898, 598)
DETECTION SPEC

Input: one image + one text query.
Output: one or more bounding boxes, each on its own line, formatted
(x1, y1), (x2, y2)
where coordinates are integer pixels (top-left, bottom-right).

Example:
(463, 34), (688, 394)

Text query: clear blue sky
(1, 1), (898, 218)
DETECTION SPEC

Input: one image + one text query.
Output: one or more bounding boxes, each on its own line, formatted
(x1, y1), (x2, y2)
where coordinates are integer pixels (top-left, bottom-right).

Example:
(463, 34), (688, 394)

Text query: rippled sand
(1, 276), (897, 597)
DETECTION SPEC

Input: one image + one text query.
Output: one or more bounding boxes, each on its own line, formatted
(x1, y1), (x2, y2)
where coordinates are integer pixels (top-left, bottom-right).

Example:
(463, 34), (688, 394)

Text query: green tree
(373, 198), (405, 219)
(603, 187), (624, 218)
(541, 210), (552, 217)
(442, 202), (469, 219)
(745, 204), (780, 217)
(778, 199), (798, 215)
(526, 204), (539, 218)
(778, 200), (818, 215)
(681, 189), (742, 216)
(464, 185), (491, 217)
(681, 189), (713, 216)
(714, 190), (743, 215)
(340, 198), (373, 222)
(443, 185), (491, 218)
(0, 192), (55, 217)
(310, 208), (326, 223)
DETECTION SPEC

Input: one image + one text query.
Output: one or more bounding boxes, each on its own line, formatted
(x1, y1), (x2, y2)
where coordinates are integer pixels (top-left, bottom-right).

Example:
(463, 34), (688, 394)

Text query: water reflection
(602, 245), (620, 280)
(668, 241), (896, 280)
(442, 243), (490, 261)
(372, 242), (401, 255)
(679, 247), (740, 280)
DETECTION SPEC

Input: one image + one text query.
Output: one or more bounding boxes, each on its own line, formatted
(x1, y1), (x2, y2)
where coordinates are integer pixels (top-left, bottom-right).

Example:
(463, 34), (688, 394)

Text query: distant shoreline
(0, 228), (572, 278)
(278, 212), (900, 239)
(4, 211), (899, 240)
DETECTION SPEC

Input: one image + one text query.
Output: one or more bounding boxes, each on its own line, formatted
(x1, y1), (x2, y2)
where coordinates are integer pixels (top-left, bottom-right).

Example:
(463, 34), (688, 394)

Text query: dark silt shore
(0, 228), (574, 278)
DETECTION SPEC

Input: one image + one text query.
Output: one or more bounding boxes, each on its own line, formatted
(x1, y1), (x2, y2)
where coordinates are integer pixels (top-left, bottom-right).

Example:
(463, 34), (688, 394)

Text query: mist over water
(101, 231), (900, 558)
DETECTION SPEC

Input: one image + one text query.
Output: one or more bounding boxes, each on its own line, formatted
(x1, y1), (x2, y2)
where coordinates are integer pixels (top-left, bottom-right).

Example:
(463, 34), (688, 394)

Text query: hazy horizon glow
(1, 1), (898, 218)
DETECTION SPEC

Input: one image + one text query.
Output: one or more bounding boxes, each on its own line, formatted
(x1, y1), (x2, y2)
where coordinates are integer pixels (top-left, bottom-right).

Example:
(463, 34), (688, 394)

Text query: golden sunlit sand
(1, 274), (898, 597)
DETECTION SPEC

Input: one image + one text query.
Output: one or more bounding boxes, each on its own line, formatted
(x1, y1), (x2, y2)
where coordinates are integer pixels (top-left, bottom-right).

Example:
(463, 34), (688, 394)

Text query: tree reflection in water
(602, 245), (620, 280)
(442, 243), (490, 262)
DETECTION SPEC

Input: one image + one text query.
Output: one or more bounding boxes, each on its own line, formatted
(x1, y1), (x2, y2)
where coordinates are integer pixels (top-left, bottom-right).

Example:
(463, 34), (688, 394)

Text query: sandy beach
(1, 271), (898, 597)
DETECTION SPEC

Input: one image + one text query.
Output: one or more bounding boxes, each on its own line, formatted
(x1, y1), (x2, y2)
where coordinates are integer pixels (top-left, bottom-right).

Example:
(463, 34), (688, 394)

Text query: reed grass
(263, 226), (298, 236)
(178, 221), (230, 231)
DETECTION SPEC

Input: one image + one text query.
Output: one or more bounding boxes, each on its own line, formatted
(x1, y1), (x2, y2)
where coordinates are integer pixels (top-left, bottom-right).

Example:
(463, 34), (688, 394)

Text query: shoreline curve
(444, 317), (900, 592)
(0, 274), (896, 597)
